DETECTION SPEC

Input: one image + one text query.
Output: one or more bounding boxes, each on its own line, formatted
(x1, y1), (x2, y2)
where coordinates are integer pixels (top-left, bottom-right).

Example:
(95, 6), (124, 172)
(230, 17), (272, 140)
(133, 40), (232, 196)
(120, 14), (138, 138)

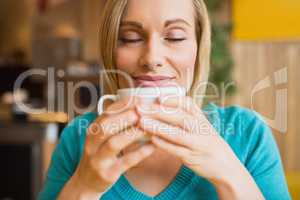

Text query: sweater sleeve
(242, 111), (291, 200)
(37, 112), (96, 200)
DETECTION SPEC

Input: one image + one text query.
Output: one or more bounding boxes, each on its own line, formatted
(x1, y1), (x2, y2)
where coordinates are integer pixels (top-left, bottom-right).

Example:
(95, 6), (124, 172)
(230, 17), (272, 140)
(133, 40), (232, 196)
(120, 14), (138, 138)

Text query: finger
(136, 103), (196, 132)
(89, 103), (139, 138)
(104, 96), (142, 115)
(100, 109), (139, 137)
(93, 95), (140, 137)
(151, 136), (190, 158)
(85, 109), (139, 154)
(117, 143), (155, 172)
(85, 118), (112, 155)
(97, 127), (147, 158)
(158, 95), (202, 116)
(138, 116), (193, 148)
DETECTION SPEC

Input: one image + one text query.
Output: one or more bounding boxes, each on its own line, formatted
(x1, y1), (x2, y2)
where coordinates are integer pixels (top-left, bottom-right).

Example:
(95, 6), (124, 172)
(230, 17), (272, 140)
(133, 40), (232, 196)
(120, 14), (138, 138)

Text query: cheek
(115, 48), (140, 74)
(171, 43), (197, 81)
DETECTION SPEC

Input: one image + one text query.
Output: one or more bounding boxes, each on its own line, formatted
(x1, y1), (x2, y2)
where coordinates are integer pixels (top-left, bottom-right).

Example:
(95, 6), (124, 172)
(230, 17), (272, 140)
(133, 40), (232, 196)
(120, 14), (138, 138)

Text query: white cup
(97, 86), (186, 143)
(97, 86), (187, 115)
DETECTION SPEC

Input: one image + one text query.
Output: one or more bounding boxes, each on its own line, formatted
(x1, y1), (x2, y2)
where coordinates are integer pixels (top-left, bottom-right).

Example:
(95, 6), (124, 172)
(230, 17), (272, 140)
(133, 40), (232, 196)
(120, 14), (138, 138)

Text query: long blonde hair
(99, 0), (211, 108)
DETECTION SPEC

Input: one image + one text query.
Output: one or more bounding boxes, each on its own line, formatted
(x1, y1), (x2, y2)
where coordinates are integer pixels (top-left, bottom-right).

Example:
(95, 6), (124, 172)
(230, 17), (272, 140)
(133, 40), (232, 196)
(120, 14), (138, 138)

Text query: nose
(139, 36), (165, 70)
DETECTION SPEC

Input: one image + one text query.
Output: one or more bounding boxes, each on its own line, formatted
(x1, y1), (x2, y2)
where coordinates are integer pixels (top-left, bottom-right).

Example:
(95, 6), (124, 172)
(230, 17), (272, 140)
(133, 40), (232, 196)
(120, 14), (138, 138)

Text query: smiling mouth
(132, 75), (176, 87)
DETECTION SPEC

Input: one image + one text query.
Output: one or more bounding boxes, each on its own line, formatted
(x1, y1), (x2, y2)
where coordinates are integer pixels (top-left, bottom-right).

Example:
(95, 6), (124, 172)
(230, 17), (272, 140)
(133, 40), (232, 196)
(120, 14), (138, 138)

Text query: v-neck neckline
(113, 164), (196, 200)
(110, 103), (217, 200)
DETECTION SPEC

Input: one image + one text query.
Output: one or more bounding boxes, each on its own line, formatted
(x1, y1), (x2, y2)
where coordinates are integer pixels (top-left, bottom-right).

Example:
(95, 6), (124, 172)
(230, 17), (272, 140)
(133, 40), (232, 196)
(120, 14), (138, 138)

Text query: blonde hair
(99, 0), (211, 108)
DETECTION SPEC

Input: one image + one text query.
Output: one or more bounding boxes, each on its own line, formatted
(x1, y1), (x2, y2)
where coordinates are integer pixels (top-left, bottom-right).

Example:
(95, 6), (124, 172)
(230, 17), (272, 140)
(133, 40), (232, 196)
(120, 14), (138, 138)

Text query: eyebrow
(120, 18), (191, 29)
(165, 18), (191, 27)
(120, 21), (143, 29)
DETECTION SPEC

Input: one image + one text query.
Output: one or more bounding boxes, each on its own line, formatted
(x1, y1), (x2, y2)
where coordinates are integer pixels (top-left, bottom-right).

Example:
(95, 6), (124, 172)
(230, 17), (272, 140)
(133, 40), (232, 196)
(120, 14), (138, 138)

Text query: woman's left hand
(136, 95), (265, 200)
(135, 96), (248, 187)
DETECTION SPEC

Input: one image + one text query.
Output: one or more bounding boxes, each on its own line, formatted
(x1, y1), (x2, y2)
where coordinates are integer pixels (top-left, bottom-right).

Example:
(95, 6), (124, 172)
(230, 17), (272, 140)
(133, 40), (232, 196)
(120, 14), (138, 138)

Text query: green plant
(204, 0), (236, 98)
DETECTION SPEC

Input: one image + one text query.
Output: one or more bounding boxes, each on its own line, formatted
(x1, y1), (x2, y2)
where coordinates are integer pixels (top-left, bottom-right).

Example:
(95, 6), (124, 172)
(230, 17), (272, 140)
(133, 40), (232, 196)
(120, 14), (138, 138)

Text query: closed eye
(165, 38), (186, 42)
(119, 38), (143, 43)
(118, 37), (186, 44)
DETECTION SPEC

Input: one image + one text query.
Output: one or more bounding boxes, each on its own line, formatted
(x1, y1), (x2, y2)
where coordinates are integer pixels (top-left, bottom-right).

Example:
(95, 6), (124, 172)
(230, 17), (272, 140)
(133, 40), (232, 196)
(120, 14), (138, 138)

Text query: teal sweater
(38, 103), (291, 200)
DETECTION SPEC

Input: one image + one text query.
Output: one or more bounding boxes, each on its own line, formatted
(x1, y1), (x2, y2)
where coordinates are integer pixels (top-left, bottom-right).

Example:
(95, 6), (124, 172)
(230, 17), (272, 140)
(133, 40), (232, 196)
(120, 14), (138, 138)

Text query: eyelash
(166, 38), (186, 42)
(119, 38), (186, 43)
(119, 38), (143, 43)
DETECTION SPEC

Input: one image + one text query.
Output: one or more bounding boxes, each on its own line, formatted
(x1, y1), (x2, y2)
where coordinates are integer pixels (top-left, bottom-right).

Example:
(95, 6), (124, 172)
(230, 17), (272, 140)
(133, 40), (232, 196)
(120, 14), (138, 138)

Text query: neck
(123, 148), (183, 197)
(125, 148), (182, 178)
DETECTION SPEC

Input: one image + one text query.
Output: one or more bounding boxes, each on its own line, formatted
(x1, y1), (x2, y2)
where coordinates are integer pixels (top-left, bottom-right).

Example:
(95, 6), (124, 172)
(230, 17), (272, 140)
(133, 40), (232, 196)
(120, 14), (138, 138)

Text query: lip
(132, 75), (176, 87)
(132, 75), (175, 81)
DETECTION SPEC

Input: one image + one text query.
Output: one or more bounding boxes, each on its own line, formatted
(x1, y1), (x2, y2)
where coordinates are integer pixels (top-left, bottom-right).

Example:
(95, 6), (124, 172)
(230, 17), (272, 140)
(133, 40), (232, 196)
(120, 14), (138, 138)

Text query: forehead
(122, 0), (195, 24)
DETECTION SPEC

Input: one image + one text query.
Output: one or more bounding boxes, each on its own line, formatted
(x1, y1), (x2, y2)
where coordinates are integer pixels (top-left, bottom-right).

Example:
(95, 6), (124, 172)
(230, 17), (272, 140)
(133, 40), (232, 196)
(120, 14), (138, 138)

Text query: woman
(38, 0), (291, 199)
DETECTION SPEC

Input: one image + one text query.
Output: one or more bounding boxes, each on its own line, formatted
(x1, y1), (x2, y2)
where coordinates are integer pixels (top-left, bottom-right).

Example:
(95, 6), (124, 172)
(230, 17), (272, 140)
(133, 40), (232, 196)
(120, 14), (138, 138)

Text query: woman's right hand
(69, 96), (155, 197)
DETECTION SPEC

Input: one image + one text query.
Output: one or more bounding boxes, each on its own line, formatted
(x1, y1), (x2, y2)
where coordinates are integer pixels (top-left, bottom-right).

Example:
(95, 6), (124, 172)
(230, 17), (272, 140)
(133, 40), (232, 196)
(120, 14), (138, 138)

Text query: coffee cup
(97, 86), (186, 115)
(97, 86), (186, 143)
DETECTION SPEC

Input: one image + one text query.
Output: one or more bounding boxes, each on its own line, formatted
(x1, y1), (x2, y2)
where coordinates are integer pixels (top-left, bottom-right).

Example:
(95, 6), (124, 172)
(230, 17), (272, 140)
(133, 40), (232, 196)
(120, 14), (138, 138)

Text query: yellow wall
(233, 0), (300, 41)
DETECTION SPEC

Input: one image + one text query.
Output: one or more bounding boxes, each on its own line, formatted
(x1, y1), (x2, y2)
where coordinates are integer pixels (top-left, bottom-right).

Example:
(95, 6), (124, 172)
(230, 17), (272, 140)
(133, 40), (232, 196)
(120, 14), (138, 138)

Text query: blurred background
(0, 0), (299, 199)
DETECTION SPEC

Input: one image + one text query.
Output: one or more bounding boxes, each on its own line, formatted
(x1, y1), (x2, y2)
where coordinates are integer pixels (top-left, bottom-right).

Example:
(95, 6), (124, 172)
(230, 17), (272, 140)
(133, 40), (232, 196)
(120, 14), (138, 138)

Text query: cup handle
(97, 95), (118, 115)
